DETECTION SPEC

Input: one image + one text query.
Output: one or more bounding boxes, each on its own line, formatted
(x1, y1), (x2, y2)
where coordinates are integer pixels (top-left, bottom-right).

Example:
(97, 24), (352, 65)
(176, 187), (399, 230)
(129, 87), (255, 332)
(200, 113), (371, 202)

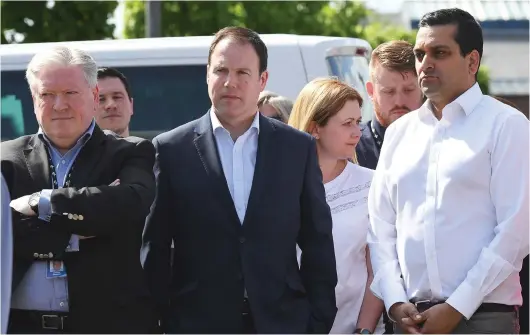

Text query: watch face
(359, 330), (372, 334)
(29, 193), (39, 207)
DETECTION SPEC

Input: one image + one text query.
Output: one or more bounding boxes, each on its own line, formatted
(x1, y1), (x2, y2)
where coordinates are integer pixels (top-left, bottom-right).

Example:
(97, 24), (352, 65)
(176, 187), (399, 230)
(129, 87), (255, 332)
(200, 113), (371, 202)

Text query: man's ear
(260, 70), (269, 90)
(366, 81), (374, 98)
(468, 50), (480, 77)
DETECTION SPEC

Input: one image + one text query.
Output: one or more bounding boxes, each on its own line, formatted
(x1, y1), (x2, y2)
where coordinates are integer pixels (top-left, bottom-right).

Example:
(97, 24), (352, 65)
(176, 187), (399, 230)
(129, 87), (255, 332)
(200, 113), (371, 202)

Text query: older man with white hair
(1, 46), (158, 333)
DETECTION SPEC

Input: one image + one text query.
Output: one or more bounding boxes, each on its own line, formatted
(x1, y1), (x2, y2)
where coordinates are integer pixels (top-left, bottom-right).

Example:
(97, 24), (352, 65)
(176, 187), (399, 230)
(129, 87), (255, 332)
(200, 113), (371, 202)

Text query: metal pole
(145, 0), (162, 38)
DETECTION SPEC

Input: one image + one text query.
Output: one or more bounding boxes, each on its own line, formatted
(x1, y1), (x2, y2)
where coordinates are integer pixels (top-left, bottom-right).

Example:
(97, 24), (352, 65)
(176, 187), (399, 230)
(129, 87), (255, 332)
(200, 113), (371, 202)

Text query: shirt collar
(448, 82), (483, 116)
(421, 82), (483, 121)
(38, 118), (96, 148)
(210, 109), (260, 135)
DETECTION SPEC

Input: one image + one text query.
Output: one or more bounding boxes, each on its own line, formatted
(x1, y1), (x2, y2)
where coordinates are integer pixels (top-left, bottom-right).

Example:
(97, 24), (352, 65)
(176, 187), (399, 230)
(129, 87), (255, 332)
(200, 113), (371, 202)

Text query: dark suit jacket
(356, 120), (386, 170)
(1, 125), (159, 334)
(141, 112), (337, 334)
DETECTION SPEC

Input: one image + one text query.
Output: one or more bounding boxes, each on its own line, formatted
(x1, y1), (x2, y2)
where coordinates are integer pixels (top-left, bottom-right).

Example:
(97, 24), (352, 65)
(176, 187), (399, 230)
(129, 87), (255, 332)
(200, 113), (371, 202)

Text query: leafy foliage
(1, 1), (117, 44)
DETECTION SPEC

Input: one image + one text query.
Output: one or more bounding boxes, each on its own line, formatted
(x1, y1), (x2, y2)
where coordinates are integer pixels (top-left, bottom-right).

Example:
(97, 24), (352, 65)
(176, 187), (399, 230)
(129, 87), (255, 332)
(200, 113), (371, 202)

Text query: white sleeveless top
(326, 162), (385, 334)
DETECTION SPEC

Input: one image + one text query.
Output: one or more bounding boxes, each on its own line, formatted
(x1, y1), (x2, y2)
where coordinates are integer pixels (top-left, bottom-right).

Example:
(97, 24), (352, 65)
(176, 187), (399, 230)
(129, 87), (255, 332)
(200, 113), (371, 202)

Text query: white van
(0, 34), (373, 140)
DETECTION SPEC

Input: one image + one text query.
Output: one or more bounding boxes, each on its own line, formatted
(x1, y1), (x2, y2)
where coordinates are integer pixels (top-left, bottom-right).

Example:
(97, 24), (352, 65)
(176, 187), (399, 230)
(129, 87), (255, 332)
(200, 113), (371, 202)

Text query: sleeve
(367, 125), (409, 313)
(297, 137), (338, 334)
(38, 189), (53, 221)
(46, 139), (156, 237)
(1, 174), (13, 334)
(140, 137), (174, 328)
(445, 114), (530, 319)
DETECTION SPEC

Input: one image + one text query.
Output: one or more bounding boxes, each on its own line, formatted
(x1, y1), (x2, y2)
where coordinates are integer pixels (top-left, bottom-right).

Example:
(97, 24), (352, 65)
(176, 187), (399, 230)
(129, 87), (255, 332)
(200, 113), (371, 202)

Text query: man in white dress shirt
(368, 8), (529, 334)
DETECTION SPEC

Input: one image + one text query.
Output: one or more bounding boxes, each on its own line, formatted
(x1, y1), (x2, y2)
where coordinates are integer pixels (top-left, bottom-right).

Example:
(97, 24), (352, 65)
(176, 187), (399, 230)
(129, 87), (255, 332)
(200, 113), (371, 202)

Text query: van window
(1, 71), (37, 141)
(326, 55), (374, 121)
(1, 65), (211, 141)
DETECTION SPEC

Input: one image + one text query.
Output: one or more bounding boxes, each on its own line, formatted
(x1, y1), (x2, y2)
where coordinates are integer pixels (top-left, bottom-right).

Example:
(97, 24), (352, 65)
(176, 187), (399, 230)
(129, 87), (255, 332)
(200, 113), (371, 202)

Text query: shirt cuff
(66, 234), (80, 252)
(445, 280), (483, 319)
(370, 261), (409, 313)
(38, 189), (53, 222)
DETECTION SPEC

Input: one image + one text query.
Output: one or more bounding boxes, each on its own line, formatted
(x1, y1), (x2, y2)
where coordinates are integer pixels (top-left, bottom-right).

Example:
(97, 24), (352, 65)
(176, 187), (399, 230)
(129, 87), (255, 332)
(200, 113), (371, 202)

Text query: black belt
(9, 309), (70, 331)
(410, 299), (516, 314)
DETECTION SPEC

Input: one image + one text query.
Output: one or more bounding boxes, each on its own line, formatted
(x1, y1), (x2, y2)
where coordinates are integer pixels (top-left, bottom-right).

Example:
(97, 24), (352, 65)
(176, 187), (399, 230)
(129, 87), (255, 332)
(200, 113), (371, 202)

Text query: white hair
(26, 45), (98, 93)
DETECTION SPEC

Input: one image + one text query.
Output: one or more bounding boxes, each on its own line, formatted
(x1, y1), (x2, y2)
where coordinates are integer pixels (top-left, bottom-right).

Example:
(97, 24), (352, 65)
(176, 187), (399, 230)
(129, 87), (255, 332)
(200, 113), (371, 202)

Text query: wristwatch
(354, 329), (372, 334)
(28, 191), (41, 215)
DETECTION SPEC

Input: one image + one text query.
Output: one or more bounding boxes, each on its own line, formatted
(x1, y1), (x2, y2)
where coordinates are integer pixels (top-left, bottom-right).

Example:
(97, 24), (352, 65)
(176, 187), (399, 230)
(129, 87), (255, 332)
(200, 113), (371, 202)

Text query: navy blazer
(356, 119), (386, 170)
(141, 111), (338, 334)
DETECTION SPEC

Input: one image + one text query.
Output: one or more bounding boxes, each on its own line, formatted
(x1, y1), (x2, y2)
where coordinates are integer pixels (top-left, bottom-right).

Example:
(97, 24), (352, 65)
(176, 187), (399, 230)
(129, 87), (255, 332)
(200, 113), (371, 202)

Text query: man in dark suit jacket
(356, 41), (423, 171)
(2, 46), (158, 334)
(141, 27), (337, 334)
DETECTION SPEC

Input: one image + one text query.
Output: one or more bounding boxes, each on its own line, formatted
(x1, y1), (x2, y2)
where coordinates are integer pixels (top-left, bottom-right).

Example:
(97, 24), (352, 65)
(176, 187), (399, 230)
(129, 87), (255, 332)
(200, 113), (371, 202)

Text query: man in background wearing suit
(2, 46), (158, 333)
(1, 174), (13, 334)
(95, 67), (134, 138)
(356, 41), (423, 170)
(142, 27), (338, 334)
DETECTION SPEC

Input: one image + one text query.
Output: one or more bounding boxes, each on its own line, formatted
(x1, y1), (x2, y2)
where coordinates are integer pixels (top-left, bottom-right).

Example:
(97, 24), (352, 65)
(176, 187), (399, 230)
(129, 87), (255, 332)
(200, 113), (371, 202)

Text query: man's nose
(53, 94), (69, 111)
(105, 98), (117, 110)
(395, 92), (405, 106)
(417, 55), (434, 76)
(223, 72), (237, 88)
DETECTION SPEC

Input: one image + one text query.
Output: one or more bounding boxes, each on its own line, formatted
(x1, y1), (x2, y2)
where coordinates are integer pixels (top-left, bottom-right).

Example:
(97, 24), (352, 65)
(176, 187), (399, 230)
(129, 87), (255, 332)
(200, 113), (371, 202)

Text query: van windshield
(326, 55), (374, 122)
(1, 65), (211, 141)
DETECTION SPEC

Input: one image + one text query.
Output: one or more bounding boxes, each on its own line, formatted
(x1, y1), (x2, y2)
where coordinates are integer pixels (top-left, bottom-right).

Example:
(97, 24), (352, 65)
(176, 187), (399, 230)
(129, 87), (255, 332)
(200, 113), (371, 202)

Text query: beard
(373, 100), (411, 128)
(373, 100), (392, 128)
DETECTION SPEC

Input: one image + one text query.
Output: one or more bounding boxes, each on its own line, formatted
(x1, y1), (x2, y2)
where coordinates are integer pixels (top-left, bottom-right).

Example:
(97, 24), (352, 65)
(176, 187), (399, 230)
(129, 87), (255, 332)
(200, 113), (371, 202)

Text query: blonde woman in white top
(289, 78), (385, 334)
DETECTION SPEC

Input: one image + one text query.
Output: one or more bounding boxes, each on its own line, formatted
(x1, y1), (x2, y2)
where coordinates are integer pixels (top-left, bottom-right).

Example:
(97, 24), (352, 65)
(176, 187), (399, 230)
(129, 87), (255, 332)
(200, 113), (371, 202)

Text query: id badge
(46, 260), (67, 279)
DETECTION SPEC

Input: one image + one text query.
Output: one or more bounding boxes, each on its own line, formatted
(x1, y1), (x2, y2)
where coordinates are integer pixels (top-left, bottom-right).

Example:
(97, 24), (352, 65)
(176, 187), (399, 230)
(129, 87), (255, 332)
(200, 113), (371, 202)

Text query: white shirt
(322, 162), (385, 334)
(210, 110), (260, 223)
(368, 83), (529, 319)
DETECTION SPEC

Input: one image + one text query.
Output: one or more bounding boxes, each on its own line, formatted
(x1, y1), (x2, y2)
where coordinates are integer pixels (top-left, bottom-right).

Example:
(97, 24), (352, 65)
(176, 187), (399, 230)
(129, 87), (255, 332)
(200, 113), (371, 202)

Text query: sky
(364, 0), (404, 13)
(113, 0), (126, 38)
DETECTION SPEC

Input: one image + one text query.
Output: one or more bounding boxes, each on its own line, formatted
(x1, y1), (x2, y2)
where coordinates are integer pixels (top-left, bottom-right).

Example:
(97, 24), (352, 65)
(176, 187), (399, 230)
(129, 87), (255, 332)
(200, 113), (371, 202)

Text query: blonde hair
(288, 78), (363, 163)
(258, 91), (293, 122)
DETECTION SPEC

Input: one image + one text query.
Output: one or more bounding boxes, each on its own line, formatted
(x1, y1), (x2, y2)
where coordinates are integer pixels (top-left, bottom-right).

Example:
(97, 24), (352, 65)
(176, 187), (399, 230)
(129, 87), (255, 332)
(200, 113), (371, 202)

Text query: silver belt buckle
(41, 314), (63, 330)
(413, 299), (431, 309)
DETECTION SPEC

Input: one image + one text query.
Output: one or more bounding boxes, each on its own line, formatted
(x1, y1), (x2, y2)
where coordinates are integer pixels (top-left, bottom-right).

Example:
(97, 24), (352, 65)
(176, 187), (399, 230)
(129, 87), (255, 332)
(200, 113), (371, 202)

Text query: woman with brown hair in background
(289, 78), (385, 334)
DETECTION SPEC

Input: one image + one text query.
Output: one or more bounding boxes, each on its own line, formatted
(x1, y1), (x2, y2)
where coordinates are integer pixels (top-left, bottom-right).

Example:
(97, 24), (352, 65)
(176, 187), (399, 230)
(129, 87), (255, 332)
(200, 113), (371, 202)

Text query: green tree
(1, 1), (118, 44)
(123, 1), (367, 38)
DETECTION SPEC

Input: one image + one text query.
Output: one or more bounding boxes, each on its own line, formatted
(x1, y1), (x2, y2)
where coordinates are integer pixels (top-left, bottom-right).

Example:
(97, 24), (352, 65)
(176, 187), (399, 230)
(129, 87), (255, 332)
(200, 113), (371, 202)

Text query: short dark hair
(419, 8), (483, 67)
(370, 40), (416, 78)
(97, 67), (132, 100)
(208, 26), (268, 74)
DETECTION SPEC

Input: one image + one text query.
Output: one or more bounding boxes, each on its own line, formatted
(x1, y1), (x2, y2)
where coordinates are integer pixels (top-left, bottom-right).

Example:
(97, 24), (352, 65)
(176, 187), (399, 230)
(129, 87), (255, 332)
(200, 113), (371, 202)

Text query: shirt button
(239, 237), (246, 244)
(61, 160), (66, 164)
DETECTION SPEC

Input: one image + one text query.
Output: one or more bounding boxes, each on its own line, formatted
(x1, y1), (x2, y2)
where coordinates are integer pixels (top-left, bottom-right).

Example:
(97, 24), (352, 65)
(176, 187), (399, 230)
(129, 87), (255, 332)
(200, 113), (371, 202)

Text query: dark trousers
(242, 298), (257, 334)
(520, 256), (529, 334)
(8, 310), (69, 334)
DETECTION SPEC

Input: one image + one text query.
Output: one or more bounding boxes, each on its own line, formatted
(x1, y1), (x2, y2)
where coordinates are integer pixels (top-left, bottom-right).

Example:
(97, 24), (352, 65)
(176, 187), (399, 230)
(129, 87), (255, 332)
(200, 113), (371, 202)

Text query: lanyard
(370, 122), (383, 149)
(45, 149), (75, 189)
